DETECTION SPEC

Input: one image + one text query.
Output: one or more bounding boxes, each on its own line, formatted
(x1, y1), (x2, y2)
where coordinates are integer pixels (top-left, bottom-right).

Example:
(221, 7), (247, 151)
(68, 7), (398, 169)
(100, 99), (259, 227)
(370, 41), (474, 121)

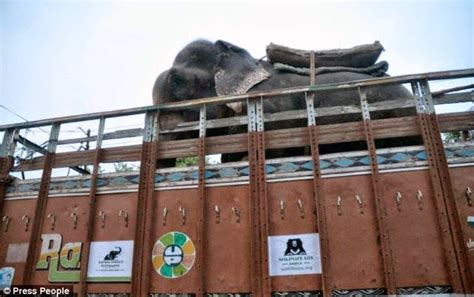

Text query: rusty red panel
(448, 166), (474, 291)
(267, 180), (321, 293)
(87, 193), (137, 294)
(30, 195), (90, 291)
(380, 170), (450, 287)
(204, 185), (251, 293)
(149, 188), (200, 294)
(0, 198), (36, 286)
(322, 174), (385, 290)
(148, 185), (252, 294)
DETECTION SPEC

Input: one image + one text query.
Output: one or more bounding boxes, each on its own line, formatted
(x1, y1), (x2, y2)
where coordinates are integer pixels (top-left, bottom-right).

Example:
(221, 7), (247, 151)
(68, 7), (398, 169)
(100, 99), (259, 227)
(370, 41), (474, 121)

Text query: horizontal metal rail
(1, 68), (472, 131)
(11, 112), (474, 172)
(51, 91), (473, 145)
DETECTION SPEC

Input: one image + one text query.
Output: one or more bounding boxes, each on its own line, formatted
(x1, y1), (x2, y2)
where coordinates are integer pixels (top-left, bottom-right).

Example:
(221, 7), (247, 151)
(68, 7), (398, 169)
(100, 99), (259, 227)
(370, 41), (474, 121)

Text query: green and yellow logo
(152, 231), (195, 279)
(36, 234), (82, 282)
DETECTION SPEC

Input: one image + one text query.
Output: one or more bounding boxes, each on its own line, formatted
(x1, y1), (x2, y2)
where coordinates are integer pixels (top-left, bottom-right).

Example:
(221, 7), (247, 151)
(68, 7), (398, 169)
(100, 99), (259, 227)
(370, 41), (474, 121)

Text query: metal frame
(1, 69), (472, 132)
(22, 123), (61, 284)
(411, 81), (470, 293)
(196, 104), (208, 296)
(131, 111), (159, 296)
(78, 117), (105, 296)
(0, 129), (17, 216)
(255, 97), (271, 296)
(306, 51), (333, 297)
(247, 98), (262, 296)
(358, 87), (396, 294)
(417, 81), (473, 292)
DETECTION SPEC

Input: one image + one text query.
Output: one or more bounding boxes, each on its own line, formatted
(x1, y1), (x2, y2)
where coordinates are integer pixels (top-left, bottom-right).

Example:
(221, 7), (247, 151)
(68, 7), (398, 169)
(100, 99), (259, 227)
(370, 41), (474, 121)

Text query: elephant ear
(214, 40), (270, 97)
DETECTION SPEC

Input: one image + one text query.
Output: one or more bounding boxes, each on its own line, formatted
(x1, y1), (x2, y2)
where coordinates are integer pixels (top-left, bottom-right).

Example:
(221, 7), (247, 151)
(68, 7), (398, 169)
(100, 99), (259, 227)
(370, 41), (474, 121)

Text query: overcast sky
(1, 0), (473, 126)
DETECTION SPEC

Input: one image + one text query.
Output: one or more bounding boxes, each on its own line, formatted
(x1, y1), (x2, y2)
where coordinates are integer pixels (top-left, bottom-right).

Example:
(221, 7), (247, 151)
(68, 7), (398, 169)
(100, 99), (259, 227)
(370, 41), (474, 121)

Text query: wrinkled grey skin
(153, 40), (416, 165)
(152, 40), (231, 167)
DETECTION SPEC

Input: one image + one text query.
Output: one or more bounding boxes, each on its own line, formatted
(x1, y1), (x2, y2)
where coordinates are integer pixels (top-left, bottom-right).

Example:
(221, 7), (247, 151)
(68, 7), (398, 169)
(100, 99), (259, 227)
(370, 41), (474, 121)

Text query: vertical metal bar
(247, 98), (262, 296)
(132, 111), (159, 296)
(306, 50), (333, 297)
(411, 81), (465, 292)
(418, 81), (473, 291)
(77, 117), (105, 297)
(0, 129), (17, 216)
(358, 87), (396, 294)
(196, 104), (207, 297)
(255, 97), (271, 297)
(23, 123), (61, 285)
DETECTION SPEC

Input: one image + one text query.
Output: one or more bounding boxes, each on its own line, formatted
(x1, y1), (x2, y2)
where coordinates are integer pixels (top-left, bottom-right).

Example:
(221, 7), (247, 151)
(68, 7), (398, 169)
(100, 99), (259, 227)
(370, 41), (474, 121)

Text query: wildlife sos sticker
(152, 231), (196, 279)
(86, 240), (134, 282)
(268, 233), (322, 276)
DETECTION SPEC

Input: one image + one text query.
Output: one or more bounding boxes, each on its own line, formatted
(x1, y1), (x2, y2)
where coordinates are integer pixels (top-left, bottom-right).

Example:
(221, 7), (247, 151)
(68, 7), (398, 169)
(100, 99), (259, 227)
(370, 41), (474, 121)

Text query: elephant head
(152, 39), (272, 117)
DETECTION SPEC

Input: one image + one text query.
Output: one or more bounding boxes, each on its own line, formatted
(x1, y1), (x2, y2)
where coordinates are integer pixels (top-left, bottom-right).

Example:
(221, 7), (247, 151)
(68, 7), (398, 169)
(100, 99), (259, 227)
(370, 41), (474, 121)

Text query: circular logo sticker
(152, 231), (195, 278)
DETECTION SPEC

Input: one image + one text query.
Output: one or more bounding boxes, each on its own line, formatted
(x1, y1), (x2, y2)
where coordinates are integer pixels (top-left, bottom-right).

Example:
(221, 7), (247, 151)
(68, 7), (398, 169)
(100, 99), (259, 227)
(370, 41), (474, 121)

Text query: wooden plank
(12, 112), (473, 172)
(51, 91), (472, 145)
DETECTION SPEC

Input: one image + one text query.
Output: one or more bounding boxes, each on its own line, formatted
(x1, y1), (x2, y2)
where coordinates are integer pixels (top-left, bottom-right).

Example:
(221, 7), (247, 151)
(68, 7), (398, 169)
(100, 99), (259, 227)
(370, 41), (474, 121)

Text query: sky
(1, 0), (473, 126)
(0, 0), (473, 148)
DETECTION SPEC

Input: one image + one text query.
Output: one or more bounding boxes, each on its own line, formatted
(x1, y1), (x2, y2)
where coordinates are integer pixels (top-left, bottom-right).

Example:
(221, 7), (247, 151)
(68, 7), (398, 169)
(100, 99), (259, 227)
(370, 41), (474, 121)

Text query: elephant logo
(104, 247), (122, 261)
(284, 238), (306, 256)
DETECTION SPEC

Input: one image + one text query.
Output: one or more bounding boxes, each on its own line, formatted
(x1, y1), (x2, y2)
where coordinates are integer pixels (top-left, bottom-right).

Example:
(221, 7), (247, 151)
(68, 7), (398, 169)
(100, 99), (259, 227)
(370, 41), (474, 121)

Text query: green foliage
(175, 156), (215, 167)
(113, 162), (136, 172)
(176, 157), (199, 167)
(443, 132), (461, 144)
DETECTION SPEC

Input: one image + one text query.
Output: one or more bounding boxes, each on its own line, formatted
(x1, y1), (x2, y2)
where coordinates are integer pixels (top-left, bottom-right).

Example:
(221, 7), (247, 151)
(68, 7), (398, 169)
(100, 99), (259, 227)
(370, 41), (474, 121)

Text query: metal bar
(358, 87), (396, 294)
(131, 111), (159, 296)
(22, 123), (61, 285)
(0, 129), (17, 157)
(420, 80), (473, 291)
(1, 68), (472, 131)
(11, 111), (474, 173)
(411, 81), (465, 292)
(247, 98), (262, 296)
(0, 129), (16, 216)
(17, 135), (90, 175)
(306, 50), (333, 297)
(431, 83), (474, 96)
(255, 97), (271, 297)
(49, 91), (471, 142)
(77, 117), (105, 297)
(140, 139), (158, 296)
(196, 105), (207, 297)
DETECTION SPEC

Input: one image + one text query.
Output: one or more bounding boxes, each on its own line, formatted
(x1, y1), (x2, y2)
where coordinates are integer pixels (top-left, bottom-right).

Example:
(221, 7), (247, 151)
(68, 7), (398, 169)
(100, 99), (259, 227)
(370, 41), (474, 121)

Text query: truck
(0, 68), (473, 296)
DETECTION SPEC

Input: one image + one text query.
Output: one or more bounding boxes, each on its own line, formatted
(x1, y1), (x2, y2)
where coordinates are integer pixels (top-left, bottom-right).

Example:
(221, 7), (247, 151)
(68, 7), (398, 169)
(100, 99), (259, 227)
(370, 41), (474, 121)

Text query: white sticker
(468, 216), (474, 228)
(87, 240), (134, 282)
(6, 243), (28, 263)
(0, 267), (14, 289)
(268, 233), (322, 276)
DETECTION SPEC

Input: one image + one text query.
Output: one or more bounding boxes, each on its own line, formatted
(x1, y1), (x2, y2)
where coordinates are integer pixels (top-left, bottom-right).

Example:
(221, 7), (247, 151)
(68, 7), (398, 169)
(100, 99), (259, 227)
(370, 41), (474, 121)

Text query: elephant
(152, 39), (418, 165)
(104, 247), (122, 260)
